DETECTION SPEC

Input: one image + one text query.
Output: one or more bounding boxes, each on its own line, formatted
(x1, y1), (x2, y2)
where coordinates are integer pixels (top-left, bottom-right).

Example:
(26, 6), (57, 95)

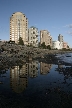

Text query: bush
(41, 42), (46, 49)
(18, 37), (24, 45)
(47, 45), (51, 50)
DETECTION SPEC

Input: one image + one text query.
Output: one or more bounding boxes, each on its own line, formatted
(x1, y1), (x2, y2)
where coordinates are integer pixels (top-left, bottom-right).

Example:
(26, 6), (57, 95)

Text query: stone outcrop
(0, 42), (72, 70)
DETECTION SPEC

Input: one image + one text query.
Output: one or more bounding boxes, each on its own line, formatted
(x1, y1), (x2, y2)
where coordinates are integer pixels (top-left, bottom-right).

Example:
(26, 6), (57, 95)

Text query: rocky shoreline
(0, 43), (72, 70)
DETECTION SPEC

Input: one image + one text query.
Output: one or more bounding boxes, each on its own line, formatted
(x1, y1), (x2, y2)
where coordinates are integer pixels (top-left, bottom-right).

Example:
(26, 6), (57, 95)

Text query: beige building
(63, 42), (68, 49)
(10, 64), (28, 93)
(40, 30), (52, 47)
(40, 62), (52, 75)
(10, 12), (28, 44)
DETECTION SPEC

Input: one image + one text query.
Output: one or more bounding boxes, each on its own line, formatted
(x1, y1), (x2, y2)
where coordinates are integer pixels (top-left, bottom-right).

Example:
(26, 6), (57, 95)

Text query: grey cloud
(69, 24), (72, 28)
(63, 25), (69, 27)
(63, 24), (72, 28)
(67, 31), (72, 35)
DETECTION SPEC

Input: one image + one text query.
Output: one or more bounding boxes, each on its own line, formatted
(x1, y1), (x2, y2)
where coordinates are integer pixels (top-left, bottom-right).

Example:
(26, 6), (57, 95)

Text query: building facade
(63, 42), (68, 49)
(40, 30), (52, 47)
(10, 12), (28, 45)
(58, 34), (63, 42)
(52, 41), (60, 49)
(52, 40), (63, 49)
(59, 42), (63, 49)
(28, 26), (38, 47)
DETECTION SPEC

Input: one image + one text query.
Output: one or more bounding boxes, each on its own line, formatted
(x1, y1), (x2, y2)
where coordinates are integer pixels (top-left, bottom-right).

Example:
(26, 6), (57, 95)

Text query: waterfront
(0, 54), (72, 107)
(0, 53), (72, 108)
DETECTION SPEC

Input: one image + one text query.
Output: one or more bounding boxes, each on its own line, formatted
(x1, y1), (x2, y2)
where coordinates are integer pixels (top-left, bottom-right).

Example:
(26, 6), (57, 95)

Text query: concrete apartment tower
(58, 34), (63, 42)
(40, 30), (52, 47)
(28, 26), (38, 47)
(10, 12), (28, 45)
(58, 34), (64, 49)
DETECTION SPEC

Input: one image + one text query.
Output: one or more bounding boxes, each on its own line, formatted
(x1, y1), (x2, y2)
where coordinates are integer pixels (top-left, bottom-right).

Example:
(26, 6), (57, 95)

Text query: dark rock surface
(0, 42), (72, 70)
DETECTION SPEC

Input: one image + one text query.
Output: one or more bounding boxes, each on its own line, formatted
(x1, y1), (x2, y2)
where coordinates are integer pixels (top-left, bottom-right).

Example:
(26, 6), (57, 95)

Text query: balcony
(36, 35), (38, 37)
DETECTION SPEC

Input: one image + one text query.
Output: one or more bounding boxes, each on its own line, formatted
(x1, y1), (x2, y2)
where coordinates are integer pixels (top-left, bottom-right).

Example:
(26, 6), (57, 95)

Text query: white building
(52, 41), (63, 49)
(60, 42), (63, 49)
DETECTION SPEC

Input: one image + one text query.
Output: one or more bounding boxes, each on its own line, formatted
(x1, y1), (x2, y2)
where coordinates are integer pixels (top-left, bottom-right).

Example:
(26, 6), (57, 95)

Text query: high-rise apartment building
(58, 34), (63, 42)
(28, 26), (38, 47)
(40, 30), (52, 47)
(10, 12), (28, 44)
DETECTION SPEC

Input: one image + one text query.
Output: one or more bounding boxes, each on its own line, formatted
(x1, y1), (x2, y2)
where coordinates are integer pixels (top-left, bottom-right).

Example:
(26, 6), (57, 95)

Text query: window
(33, 37), (35, 39)
(12, 28), (14, 30)
(33, 31), (35, 34)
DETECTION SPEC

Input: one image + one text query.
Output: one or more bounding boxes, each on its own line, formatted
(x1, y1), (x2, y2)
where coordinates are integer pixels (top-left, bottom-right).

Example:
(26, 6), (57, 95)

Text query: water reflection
(58, 64), (63, 69)
(10, 65), (28, 93)
(40, 62), (52, 75)
(28, 61), (38, 78)
(9, 61), (52, 93)
(1, 58), (72, 108)
(56, 65), (72, 83)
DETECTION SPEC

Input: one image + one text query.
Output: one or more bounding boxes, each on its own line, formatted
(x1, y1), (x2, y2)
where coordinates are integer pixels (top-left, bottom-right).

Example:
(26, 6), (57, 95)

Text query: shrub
(18, 37), (24, 45)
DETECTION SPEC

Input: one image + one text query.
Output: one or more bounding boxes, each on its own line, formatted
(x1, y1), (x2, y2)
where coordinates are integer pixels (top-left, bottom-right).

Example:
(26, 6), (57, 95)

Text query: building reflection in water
(58, 64), (63, 69)
(10, 63), (28, 93)
(10, 61), (52, 93)
(40, 62), (52, 75)
(28, 61), (38, 78)
(56, 65), (72, 83)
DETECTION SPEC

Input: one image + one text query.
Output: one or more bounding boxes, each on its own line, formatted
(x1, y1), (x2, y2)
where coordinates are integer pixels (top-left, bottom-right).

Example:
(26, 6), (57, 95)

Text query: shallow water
(56, 52), (72, 63)
(0, 59), (72, 107)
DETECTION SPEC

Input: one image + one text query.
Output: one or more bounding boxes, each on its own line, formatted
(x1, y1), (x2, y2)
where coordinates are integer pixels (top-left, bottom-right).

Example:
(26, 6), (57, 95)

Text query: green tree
(30, 43), (33, 47)
(18, 37), (24, 45)
(38, 42), (40, 47)
(41, 42), (46, 48)
(47, 45), (51, 50)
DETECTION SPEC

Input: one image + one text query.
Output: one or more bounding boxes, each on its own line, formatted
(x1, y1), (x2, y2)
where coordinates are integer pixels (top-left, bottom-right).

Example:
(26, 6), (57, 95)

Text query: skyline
(0, 0), (72, 47)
